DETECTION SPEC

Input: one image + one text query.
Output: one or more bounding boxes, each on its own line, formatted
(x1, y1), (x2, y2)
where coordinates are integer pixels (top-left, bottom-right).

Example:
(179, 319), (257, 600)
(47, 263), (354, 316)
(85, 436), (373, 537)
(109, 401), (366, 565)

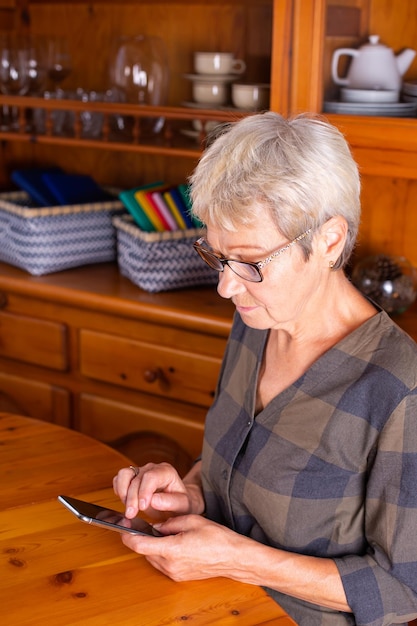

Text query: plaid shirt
(201, 310), (417, 626)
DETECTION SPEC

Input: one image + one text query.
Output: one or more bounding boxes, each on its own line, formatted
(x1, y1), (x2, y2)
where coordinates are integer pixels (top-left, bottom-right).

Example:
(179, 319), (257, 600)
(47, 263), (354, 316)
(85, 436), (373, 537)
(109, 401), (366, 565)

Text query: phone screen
(58, 495), (162, 536)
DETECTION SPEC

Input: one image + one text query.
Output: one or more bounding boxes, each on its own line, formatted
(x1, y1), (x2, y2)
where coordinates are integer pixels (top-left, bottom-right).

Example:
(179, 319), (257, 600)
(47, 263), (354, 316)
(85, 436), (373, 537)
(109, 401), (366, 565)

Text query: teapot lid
(366, 35), (388, 48)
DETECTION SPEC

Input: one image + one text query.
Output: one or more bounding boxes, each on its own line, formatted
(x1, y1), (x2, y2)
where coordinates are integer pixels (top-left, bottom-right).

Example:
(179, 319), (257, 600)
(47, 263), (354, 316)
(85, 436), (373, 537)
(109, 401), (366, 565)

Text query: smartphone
(58, 495), (163, 536)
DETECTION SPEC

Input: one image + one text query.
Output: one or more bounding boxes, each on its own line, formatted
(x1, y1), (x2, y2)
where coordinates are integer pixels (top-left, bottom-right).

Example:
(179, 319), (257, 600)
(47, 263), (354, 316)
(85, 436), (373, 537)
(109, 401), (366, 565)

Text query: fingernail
(126, 506), (135, 518)
(139, 499), (146, 510)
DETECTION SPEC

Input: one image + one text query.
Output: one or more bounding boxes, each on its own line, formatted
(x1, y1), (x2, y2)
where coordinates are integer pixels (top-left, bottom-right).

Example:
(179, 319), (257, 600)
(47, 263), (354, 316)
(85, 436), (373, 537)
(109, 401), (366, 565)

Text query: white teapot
(331, 35), (416, 91)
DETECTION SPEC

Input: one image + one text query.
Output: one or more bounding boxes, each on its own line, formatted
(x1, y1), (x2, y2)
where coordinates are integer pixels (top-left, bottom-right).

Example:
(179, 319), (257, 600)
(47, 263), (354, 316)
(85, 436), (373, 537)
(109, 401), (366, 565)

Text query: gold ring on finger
(129, 465), (139, 477)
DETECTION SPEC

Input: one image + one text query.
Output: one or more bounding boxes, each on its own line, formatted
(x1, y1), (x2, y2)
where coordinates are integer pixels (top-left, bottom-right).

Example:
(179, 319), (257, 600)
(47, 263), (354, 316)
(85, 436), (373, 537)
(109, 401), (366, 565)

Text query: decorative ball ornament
(351, 254), (417, 314)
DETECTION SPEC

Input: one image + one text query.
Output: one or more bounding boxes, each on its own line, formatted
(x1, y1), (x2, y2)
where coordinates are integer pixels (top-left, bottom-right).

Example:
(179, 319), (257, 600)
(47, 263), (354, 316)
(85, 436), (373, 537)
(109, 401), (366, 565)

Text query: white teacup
(192, 80), (229, 105)
(231, 83), (270, 110)
(194, 52), (246, 75)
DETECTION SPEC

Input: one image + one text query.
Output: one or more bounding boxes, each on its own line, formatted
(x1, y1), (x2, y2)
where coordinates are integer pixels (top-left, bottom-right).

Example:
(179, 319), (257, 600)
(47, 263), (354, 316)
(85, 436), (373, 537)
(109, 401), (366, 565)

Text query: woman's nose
(217, 265), (246, 299)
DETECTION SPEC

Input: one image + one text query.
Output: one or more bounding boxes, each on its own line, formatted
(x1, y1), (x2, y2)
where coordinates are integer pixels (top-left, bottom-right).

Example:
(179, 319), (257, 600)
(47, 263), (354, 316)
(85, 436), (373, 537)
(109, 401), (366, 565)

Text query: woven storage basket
(113, 215), (218, 293)
(0, 191), (124, 276)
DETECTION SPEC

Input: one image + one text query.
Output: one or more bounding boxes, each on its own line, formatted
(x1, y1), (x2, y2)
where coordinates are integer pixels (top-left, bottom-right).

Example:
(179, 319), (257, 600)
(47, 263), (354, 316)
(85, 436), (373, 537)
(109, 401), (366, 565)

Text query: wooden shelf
(0, 95), (248, 158)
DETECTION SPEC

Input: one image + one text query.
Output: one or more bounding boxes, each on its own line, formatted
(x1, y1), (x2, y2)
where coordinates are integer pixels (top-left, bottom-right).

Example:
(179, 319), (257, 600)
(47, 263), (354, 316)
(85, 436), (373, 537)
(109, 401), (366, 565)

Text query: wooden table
(0, 413), (296, 625)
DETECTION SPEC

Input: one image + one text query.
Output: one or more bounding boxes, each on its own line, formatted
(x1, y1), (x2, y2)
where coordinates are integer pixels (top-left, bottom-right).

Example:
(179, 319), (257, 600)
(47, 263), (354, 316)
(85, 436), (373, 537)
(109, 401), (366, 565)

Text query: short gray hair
(189, 112), (361, 269)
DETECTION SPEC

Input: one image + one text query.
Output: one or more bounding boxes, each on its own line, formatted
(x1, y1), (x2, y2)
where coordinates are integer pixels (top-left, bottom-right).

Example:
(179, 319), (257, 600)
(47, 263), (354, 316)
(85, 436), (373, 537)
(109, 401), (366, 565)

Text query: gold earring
(329, 260), (335, 269)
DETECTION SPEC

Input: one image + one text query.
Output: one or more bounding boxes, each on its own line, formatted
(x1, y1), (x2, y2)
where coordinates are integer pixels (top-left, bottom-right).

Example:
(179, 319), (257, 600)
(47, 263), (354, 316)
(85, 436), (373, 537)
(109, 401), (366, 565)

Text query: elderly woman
(113, 112), (417, 626)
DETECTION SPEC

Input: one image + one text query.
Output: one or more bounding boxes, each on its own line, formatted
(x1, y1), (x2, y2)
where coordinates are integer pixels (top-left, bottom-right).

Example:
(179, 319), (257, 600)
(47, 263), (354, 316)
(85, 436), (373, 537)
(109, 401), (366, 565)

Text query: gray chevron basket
(113, 215), (218, 292)
(0, 191), (124, 275)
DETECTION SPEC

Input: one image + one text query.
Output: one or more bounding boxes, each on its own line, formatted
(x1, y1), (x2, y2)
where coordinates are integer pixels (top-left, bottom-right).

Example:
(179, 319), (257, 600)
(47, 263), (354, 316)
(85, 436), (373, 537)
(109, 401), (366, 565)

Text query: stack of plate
(324, 85), (417, 117)
(402, 80), (417, 103)
(324, 100), (417, 117)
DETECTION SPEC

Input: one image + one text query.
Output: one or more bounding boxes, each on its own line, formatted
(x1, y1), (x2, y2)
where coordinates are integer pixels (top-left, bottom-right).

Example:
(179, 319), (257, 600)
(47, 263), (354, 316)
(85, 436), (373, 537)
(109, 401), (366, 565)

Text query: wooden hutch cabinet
(0, 0), (417, 466)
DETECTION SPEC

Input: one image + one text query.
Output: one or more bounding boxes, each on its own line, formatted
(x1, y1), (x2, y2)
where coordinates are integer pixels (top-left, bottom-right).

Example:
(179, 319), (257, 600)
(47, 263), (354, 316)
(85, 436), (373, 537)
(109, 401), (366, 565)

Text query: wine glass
(27, 36), (48, 95)
(47, 37), (72, 90)
(0, 34), (30, 95)
(0, 33), (30, 130)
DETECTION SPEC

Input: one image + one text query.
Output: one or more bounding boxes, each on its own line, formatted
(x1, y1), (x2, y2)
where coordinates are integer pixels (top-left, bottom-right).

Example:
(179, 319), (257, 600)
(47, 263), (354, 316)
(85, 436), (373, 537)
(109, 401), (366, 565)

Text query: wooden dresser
(0, 261), (234, 470)
(1, 259), (416, 470)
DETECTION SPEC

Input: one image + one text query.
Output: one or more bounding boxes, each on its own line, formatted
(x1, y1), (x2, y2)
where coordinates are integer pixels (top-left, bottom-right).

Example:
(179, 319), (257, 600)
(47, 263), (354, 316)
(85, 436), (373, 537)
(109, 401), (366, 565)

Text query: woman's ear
(318, 216), (348, 264)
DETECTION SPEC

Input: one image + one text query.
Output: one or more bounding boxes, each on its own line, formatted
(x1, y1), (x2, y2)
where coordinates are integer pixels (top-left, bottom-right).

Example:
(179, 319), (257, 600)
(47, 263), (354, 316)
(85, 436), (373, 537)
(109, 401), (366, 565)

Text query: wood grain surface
(0, 413), (295, 625)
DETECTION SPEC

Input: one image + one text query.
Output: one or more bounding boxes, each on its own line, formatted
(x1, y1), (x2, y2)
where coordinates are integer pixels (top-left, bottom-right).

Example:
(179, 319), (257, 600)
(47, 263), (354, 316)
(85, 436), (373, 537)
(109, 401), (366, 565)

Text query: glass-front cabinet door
(288, 0), (417, 180)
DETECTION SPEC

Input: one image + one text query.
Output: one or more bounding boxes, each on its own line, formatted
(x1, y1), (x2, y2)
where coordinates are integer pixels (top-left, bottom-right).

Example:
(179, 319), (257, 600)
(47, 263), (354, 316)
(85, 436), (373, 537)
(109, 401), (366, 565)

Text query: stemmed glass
(42, 37), (72, 136)
(0, 34), (30, 130)
(24, 36), (49, 134)
(47, 37), (72, 90)
(27, 36), (48, 95)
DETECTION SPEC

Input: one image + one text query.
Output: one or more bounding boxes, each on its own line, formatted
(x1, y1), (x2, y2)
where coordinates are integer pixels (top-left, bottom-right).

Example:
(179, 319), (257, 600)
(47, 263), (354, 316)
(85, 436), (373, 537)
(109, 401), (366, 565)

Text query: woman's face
(206, 212), (326, 331)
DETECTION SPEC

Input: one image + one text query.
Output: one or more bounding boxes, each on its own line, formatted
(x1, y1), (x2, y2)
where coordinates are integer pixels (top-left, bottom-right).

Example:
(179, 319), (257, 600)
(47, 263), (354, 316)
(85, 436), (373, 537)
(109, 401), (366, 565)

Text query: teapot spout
(396, 48), (416, 76)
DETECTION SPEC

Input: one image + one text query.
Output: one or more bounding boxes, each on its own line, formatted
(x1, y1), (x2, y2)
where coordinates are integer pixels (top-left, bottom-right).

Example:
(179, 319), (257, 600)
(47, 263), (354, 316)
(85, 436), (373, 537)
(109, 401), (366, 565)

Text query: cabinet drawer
(0, 311), (68, 370)
(78, 393), (205, 462)
(79, 329), (221, 407)
(0, 372), (70, 426)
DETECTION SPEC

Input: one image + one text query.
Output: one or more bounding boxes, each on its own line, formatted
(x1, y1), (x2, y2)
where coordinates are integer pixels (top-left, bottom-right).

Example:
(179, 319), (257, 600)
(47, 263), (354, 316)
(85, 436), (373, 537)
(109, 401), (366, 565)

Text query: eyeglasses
(193, 229), (312, 283)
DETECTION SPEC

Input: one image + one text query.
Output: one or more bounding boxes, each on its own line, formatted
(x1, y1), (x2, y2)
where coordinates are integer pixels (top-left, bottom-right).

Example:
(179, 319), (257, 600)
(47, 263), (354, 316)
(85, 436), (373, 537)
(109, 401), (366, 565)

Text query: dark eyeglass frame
(193, 229), (312, 283)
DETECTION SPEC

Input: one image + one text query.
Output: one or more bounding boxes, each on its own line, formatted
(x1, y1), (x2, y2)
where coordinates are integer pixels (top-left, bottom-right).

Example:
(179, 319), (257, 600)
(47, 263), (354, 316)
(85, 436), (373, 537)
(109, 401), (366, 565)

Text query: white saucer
(181, 128), (215, 143)
(323, 101), (417, 117)
(180, 128), (201, 140)
(182, 100), (226, 110)
(340, 87), (399, 104)
(183, 73), (239, 83)
(182, 100), (245, 111)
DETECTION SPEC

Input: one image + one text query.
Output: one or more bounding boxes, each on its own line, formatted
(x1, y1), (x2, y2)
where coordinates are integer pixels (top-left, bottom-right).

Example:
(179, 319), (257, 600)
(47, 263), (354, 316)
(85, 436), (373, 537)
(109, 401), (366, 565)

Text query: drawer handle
(143, 368), (162, 383)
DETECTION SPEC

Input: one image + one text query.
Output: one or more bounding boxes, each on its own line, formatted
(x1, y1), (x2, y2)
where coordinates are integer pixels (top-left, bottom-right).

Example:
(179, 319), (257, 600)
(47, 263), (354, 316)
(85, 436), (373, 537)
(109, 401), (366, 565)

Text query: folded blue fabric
(11, 167), (64, 206)
(41, 172), (114, 205)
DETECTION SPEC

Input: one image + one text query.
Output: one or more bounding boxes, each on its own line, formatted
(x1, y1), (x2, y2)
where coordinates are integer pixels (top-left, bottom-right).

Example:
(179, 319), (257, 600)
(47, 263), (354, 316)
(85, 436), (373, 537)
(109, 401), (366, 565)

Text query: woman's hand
(121, 514), (245, 582)
(117, 502), (351, 612)
(113, 461), (204, 521)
